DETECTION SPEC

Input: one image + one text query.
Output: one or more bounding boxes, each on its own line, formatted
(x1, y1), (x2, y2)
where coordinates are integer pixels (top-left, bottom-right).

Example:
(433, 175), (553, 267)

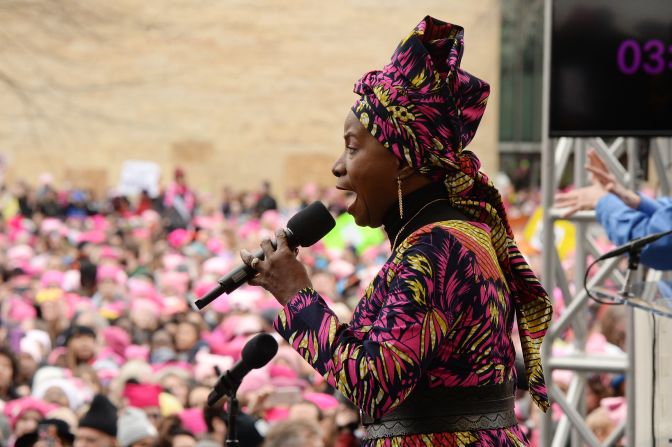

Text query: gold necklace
(391, 198), (450, 251)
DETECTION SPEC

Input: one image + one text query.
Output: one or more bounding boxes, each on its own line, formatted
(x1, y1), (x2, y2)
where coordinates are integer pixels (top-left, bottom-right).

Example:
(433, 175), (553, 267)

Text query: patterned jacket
(275, 220), (530, 446)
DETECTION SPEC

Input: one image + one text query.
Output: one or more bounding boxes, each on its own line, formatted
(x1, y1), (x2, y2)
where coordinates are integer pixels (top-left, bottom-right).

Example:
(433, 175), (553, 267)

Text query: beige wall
(0, 0), (501, 200)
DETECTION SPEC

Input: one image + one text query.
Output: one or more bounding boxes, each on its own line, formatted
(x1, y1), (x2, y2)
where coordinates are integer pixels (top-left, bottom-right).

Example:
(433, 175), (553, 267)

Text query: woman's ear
(397, 165), (417, 180)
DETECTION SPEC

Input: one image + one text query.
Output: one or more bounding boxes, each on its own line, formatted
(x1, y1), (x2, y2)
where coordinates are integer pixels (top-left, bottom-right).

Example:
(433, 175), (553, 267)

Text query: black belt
(361, 382), (517, 439)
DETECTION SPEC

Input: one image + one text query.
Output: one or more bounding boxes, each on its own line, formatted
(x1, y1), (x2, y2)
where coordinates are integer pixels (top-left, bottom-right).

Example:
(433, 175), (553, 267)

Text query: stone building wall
(0, 0), (501, 201)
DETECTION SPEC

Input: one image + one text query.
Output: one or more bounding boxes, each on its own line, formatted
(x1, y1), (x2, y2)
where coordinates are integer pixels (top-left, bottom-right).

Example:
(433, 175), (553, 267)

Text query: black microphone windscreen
(286, 201), (336, 247)
(241, 333), (278, 369)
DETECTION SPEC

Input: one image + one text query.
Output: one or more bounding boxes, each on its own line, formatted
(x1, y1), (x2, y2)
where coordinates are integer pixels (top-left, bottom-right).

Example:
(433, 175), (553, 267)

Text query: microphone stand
(210, 367), (241, 446)
(227, 391), (240, 446)
(620, 248), (642, 298)
(619, 248), (641, 446)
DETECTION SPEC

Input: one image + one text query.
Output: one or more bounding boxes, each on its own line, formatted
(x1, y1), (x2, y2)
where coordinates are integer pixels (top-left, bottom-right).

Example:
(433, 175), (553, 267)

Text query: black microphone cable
(583, 256), (624, 306)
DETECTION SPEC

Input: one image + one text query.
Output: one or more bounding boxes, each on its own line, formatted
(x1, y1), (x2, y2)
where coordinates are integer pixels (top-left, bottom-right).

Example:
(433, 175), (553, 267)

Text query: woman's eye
(346, 146), (357, 154)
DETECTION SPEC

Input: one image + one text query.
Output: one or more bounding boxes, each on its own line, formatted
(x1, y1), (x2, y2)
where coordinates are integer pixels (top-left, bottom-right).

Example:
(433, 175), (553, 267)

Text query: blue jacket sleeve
(595, 193), (672, 270)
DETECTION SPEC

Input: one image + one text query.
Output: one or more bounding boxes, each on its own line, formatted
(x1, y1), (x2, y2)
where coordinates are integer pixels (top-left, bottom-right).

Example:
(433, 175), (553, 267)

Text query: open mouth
(335, 187), (357, 212)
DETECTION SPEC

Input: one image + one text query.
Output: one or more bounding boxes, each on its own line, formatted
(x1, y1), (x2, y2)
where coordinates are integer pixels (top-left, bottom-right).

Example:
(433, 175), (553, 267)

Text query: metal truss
(539, 135), (671, 447)
(537, 0), (672, 443)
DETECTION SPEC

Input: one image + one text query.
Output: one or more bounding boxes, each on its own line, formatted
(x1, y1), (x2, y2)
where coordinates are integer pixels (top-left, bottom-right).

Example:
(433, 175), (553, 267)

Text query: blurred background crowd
(0, 166), (628, 447)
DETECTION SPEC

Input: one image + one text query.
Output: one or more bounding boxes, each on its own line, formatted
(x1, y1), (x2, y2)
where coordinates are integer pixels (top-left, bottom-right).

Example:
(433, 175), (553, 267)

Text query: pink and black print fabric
(351, 16), (552, 411)
(275, 221), (531, 446)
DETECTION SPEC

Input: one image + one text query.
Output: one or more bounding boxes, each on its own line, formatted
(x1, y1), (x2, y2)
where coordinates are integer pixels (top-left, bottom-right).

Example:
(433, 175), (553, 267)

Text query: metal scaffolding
(539, 136), (672, 447)
(538, 2), (672, 446)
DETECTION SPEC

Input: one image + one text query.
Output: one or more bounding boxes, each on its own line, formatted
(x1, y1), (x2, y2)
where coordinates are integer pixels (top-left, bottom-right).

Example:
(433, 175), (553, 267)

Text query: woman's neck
(382, 182), (452, 248)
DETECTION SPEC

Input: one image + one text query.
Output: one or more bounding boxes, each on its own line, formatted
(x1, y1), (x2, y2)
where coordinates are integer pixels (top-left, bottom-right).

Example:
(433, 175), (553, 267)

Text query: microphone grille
(241, 333), (279, 369)
(286, 201), (336, 247)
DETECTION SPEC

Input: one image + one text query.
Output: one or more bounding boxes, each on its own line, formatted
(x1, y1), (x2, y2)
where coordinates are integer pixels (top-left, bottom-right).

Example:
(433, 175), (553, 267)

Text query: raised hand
(585, 149), (640, 209)
(554, 182), (607, 217)
(554, 149), (641, 217)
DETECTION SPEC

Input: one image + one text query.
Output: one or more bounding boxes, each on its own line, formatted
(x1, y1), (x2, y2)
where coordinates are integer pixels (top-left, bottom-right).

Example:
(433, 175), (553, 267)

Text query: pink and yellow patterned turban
(352, 16), (488, 181)
(352, 16), (553, 412)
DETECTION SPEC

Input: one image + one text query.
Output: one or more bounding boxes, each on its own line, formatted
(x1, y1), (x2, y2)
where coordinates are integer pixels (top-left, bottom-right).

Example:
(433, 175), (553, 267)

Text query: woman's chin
(349, 209), (378, 228)
(348, 198), (382, 228)
(353, 216), (367, 227)
(347, 204), (367, 227)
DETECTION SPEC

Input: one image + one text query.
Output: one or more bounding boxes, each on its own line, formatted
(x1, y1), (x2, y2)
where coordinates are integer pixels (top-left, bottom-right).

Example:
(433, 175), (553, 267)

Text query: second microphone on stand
(207, 332), (279, 407)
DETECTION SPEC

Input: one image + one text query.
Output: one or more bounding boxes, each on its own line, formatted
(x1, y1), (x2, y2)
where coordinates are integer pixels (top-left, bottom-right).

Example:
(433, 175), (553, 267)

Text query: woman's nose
(332, 153), (345, 177)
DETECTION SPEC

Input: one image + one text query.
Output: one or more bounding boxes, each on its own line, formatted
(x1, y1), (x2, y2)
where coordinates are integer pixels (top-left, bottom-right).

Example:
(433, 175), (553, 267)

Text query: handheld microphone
(207, 332), (278, 407)
(194, 201), (335, 310)
(597, 228), (672, 261)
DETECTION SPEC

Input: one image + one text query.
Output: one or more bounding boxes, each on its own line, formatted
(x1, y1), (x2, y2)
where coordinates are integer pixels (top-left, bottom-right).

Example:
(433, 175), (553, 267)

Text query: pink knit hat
(601, 397), (626, 426)
(127, 277), (158, 300)
(206, 238), (224, 254)
(102, 326), (131, 358)
(227, 287), (265, 312)
(62, 270), (81, 292)
(8, 298), (37, 321)
(78, 230), (106, 245)
(167, 229), (191, 249)
(123, 383), (162, 408)
(99, 246), (121, 261)
(193, 216), (217, 230)
(236, 369), (270, 396)
(159, 271), (190, 295)
(160, 295), (189, 316)
(40, 218), (65, 235)
(179, 408), (207, 435)
(7, 244), (34, 268)
(211, 294), (231, 314)
(3, 397), (57, 428)
(40, 270), (65, 288)
(97, 264), (127, 284)
(124, 345), (150, 362)
(202, 257), (232, 276)
(303, 392), (340, 411)
(193, 351), (234, 382)
(140, 209), (161, 226)
(162, 253), (188, 271)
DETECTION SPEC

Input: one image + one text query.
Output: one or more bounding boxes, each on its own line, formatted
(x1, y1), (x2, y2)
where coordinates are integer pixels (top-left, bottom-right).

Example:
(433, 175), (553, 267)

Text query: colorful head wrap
(351, 16), (552, 411)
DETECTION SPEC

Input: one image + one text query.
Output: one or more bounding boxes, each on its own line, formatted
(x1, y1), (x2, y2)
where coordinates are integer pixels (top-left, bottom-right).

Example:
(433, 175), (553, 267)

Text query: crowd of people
(0, 168), (365, 447)
(0, 161), (633, 447)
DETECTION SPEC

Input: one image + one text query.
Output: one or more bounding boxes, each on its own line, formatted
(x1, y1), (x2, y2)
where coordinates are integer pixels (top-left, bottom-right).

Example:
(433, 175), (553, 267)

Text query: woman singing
(242, 16), (552, 446)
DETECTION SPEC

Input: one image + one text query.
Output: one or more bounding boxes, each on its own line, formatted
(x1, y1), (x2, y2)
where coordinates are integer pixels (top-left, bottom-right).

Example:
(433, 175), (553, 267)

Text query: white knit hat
(117, 407), (158, 447)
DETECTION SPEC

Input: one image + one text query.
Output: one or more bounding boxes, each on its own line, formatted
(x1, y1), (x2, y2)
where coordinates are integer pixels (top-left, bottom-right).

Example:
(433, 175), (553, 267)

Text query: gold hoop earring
(397, 177), (403, 219)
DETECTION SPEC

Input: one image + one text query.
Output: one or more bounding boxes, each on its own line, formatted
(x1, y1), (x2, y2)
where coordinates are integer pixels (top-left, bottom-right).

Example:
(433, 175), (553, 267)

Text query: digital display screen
(550, 0), (672, 136)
